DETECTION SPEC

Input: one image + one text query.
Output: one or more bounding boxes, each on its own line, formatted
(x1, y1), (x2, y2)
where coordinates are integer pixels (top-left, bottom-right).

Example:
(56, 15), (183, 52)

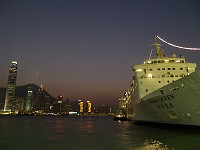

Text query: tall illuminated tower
(4, 61), (18, 112)
(25, 91), (33, 112)
(87, 101), (92, 113)
(78, 100), (84, 113)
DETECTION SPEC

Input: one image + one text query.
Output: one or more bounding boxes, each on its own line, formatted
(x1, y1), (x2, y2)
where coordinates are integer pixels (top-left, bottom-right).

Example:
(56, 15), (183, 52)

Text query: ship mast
(152, 35), (165, 58)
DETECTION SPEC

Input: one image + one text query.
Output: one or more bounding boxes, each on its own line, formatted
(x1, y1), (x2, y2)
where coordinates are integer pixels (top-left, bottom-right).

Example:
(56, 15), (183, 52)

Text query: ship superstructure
(133, 36), (196, 102)
(126, 36), (200, 126)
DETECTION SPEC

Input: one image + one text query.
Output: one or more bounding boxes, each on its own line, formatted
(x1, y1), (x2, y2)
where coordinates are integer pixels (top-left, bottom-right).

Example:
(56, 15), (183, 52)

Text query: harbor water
(1, 115), (200, 150)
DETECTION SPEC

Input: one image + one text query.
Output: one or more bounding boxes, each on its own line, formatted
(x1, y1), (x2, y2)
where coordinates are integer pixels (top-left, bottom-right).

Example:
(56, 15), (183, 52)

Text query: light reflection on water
(0, 116), (200, 150)
(135, 139), (174, 150)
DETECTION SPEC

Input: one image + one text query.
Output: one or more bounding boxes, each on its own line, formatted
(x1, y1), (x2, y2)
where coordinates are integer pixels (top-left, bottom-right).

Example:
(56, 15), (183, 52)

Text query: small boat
(113, 110), (128, 121)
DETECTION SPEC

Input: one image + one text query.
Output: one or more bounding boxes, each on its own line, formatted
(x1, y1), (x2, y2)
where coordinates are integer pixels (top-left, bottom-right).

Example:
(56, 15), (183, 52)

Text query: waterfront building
(33, 84), (57, 114)
(36, 84), (46, 113)
(4, 61), (18, 112)
(15, 97), (24, 112)
(57, 95), (63, 114)
(97, 105), (113, 115)
(78, 100), (84, 113)
(25, 90), (33, 112)
(86, 101), (92, 113)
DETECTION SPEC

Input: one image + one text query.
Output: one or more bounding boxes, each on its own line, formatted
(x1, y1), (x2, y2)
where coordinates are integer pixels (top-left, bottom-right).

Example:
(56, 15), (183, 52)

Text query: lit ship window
(147, 74), (153, 78)
(165, 60), (169, 63)
(136, 69), (143, 72)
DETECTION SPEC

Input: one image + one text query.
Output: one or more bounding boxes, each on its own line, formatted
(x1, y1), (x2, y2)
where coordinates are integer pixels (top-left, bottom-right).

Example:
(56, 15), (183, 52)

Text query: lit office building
(57, 95), (63, 114)
(36, 85), (46, 112)
(78, 100), (84, 113)
(25, 91), (33, 112)
(4, 61), (18, 112)
(87, 101), (92, 113)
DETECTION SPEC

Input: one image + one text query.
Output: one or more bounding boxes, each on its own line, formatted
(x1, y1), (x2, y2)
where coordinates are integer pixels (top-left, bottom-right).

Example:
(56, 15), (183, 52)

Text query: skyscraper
(86, 101), (92, 113)
(78, 100), (84, 113)
(4, 61), (18, 112)
(25, 90), (33, 112)
(36, 84), (46, 112)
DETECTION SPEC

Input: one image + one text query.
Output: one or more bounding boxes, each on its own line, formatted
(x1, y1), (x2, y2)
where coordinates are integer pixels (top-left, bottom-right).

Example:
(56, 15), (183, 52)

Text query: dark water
(0, 116), (200, 150)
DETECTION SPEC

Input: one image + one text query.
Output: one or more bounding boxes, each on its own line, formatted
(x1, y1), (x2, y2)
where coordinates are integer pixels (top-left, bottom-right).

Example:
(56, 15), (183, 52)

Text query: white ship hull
(127, 70), (200, 126)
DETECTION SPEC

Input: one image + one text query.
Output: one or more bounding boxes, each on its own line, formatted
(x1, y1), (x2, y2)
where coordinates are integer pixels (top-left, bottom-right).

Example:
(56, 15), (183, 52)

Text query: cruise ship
(126, 36), (200, 126)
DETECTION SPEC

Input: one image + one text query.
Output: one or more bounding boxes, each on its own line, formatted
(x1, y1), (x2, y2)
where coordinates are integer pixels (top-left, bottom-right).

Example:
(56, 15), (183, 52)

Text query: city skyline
(1, 0), (200, 105)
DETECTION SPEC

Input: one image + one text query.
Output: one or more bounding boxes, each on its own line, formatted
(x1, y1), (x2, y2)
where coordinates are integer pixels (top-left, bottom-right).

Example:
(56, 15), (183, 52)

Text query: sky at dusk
(1, 0), (200, 105)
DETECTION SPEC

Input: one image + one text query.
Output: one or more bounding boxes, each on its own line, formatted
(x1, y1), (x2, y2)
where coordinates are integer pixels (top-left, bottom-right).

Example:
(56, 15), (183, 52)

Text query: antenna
(149, 49), (153, 60)
(151, 35), (165, 58)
